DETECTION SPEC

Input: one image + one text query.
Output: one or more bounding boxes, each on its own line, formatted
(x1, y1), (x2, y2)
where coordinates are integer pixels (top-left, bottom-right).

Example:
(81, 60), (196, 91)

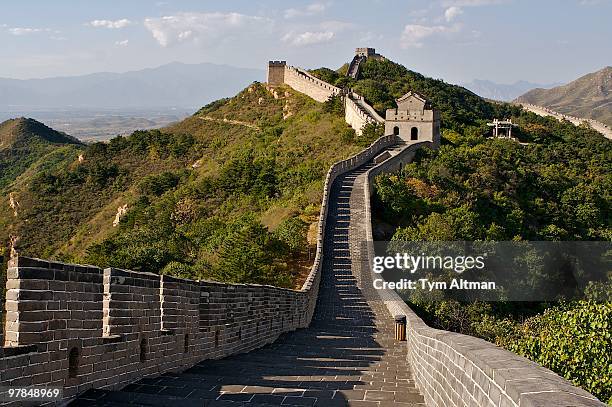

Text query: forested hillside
(0, 117), (82, 190)
(0, 83), (364, 289)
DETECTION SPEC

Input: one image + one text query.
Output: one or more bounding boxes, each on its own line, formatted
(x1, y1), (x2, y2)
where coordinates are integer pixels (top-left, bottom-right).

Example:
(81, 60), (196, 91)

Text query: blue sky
(1, 0), (610, 84)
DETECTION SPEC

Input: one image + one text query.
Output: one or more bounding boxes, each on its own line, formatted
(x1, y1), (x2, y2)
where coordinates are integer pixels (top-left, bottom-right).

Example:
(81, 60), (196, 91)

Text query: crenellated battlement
(0, 255), (318, 404)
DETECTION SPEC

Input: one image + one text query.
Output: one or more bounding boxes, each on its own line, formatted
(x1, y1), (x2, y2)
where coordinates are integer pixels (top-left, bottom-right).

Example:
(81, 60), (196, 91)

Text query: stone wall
(268, 62), (384, 137)
(518, 102), (612, 140)
(344, 94), (373, 136)
(267, 61), (286, 86)
(361, 142), (606, 407)
(0, 257), (315, 405)
(282, 66), (341, 103)
(344, 92), (385, 135)
(0, 131), (397, 406)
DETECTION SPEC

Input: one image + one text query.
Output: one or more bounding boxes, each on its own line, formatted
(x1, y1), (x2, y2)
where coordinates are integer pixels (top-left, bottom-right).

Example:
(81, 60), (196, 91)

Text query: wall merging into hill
(268, 61), (384, 135)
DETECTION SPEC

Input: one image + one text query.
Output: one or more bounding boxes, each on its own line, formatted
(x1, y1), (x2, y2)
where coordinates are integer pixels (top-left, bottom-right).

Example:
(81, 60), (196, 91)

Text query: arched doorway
(393, 126), (400, 136)
(411, 127), (418, 140)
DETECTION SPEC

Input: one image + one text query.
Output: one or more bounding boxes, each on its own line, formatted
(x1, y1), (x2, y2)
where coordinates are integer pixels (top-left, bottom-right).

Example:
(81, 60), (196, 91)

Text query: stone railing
(349, 92), (385, 123)
(361, 142), (607, 407)
(283, 65), (341, 103)
(275, 63), (385, 137)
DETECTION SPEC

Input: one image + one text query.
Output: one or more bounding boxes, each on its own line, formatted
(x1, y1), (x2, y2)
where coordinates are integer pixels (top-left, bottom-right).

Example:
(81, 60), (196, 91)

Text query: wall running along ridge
(0, 133), (397, 405)
(282, 66), (341, 103)
(361, 142), (607, 407)
(517, 102), (612, 140)
(344, 92), (385, 136)
(268, 61), (383, 134)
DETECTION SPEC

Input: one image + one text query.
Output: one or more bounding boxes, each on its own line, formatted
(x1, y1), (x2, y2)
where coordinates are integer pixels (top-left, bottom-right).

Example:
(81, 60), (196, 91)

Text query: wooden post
(395, 315), (406, 341)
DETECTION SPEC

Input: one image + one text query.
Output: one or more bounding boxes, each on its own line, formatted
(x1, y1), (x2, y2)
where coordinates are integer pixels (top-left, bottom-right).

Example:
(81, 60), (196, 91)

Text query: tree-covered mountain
(0, 117), (82, 190)
(516, 66), (612, 126)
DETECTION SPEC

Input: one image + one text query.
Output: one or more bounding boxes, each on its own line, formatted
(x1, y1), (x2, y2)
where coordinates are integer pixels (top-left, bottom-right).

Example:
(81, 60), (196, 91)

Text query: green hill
(0, 84), (365, 288)
(0, 117), (82, 190)
(0, 55), (610, 404)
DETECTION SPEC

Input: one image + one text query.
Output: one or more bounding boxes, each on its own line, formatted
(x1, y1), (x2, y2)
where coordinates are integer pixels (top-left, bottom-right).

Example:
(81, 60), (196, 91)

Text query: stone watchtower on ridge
(268, 61), (286, 86)
(385, 91), (441, 146)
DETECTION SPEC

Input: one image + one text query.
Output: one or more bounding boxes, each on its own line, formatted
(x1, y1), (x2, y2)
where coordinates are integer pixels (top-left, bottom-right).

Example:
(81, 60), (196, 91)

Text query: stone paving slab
(72, 152), (425, 407)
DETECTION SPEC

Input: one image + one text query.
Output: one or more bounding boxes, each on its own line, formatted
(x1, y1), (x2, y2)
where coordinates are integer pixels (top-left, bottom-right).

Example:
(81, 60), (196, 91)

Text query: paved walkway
(72, 155), (424, 407)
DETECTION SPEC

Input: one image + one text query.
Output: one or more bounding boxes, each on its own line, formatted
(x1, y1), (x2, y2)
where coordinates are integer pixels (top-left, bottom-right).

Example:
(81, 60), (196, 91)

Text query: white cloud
(444, 6), (463, 21)
(88, 19), (132, 29)
(284, 2), (329, 19)
(579, 0), (604, 4)
(144, 12), (267, 47)
(282, 30), (335, 46)
(115, 39), (129, 46)
(400, 23), (460, 48)
(8, 27), (45, 35)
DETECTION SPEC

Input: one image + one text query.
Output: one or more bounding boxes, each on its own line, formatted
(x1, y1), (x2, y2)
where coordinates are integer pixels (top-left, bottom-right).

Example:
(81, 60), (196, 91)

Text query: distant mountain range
(462, 79), (561, 101)
(516, 66), (612, 127)
(0, 62), (265, 110)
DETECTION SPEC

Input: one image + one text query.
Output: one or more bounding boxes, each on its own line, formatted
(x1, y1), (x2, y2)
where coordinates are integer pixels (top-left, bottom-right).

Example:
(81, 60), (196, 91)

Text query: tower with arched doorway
(384, 91), (440, 146)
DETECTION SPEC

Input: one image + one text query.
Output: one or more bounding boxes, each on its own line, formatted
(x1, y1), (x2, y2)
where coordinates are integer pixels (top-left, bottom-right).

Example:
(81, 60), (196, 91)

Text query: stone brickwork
(0, 256), (318, 405)
(0, 56), (605, 407)
(267, 61), (286, 86)
(344, 92), (385, 136)
(385, 91), (441, 146)
(266, 60), (384, 135)
(361, 142), (606, 407)
(281, 65), (341, 103)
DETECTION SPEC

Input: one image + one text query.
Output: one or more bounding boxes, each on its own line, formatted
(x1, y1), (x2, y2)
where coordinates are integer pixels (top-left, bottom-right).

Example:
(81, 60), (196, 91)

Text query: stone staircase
(347, 56), (365, 79)
(72, 145), (425, 407)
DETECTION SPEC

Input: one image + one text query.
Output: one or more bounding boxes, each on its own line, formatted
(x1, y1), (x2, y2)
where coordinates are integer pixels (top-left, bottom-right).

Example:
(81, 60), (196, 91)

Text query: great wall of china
(0, 50), (607, 406)
(518, 102), (612, 140)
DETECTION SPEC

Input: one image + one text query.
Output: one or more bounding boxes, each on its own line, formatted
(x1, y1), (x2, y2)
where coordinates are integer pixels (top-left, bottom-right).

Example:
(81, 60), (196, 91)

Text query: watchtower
(385, 91), (440, 146)
(267, 61), (286, 86)
(355, 47), (376, 57)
